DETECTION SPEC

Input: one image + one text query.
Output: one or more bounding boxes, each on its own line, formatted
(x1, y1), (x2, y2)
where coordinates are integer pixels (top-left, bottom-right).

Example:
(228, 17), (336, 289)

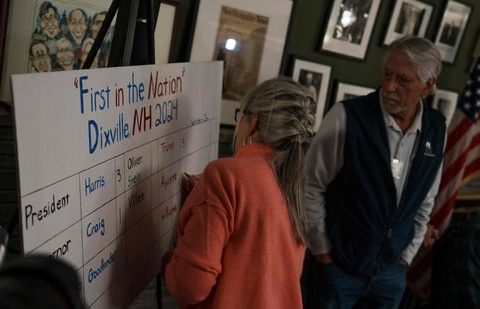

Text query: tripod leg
(82, 0), (122, 69)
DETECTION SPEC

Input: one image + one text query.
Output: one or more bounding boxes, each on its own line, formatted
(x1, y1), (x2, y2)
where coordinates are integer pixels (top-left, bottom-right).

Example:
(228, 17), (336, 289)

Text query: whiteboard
(11, 62), (222, 308)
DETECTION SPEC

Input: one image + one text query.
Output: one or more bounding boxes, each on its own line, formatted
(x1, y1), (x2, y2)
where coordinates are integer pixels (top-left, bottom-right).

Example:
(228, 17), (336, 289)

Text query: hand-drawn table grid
(22, 120), (218, 307)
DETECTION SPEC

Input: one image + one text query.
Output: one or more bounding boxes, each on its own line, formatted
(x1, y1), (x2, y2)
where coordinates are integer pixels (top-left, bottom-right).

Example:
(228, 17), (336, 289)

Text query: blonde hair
(239, 77), (316, 244)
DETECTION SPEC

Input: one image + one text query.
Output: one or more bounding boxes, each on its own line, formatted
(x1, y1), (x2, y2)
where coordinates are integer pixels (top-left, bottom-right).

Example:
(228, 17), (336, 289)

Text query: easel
(82, 1), (165, 308)
(82, 0), (160, 69)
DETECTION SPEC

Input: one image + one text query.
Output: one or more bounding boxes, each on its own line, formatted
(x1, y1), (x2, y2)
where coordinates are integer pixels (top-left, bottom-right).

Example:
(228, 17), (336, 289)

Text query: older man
(304, 36), (446, 308)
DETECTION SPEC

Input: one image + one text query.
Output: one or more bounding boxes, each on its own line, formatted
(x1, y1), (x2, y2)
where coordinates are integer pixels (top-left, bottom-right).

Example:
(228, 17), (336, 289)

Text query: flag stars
(459, 60), (480, 121)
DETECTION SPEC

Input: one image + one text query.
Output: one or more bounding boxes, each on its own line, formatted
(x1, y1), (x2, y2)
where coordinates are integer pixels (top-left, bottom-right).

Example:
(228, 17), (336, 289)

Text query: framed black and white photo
(292, 59), (332, 131)
(189, 0), (293, 125)
(320, 0), (381, 60)
(383, 0), (433, 46)
(434, 0), (471, 64)
(334, 82), (374, 103)
(431, 89), (458, 128)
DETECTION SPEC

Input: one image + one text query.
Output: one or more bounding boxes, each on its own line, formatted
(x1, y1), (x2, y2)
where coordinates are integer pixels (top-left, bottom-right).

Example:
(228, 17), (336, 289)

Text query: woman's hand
(181, 173), (201, 205)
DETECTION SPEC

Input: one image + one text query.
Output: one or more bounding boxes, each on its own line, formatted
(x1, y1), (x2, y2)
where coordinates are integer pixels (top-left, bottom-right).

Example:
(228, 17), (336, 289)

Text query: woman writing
(165, 77), (316, 308)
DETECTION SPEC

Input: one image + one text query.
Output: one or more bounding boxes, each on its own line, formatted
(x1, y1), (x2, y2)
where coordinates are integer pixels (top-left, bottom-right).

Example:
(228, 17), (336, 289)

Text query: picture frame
(28, 0), (115, 72)
(291, 58), (332, 131)
(434, 0), (471, 64)
(320, 0), (381, 60)
(154, 0), (181, 64)
(383, 0), (433, 46)
(457, 175), (480, 201)
(431, 88), (458, 128)
(334, 82), (374, 104)
(189, 0), (293, 125)
(1, 0), (114, 102)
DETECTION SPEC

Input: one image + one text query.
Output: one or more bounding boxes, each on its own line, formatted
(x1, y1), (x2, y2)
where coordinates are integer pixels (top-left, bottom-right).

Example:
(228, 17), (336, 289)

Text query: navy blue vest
(326, 90), (446, 276)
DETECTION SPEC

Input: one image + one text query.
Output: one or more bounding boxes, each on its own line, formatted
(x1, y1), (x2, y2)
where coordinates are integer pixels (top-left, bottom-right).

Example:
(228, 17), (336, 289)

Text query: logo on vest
(424, 141), (435, 157)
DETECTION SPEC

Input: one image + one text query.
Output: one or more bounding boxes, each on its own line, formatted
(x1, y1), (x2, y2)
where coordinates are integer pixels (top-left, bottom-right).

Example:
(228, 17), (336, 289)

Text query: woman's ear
(247, 115), (258, 135)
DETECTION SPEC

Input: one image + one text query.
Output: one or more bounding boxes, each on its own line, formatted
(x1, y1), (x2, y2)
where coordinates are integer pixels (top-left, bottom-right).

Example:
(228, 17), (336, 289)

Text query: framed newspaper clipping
(189, 0), (293, 124)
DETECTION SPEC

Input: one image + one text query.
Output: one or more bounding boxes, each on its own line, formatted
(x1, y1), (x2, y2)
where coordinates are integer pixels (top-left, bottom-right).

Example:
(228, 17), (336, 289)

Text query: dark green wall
(174, 0), (480, 108)
(281, 0), (480, 101)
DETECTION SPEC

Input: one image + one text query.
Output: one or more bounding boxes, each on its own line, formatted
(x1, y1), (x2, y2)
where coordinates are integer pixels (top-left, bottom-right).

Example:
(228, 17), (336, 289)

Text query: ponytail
(240, 77), (316, 244)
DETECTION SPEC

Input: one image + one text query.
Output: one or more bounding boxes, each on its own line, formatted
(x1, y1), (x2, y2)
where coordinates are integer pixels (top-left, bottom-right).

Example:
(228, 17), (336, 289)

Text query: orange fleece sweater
(165, 143), (306, 308)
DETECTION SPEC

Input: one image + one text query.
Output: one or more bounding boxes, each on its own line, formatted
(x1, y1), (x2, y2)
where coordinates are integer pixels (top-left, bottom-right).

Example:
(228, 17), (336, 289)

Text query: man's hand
(315, 252), (334, 264)
(423, 224), (440, 248)
(399, 257), (409, 268)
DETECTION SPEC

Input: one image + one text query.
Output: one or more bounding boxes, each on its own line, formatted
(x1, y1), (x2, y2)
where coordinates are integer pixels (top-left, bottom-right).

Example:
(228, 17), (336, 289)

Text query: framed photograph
(434, 0), (471, 64)
(292, 59), (332, 131)
(189, 0), (293, 125)
(383, 0), (433, 46)
(320, 0), (381, 60)
(154, 0), (181, 64)
(457, 175), (480, 201)
(334, 82), (374, 103)
(431, 89), (458, 128)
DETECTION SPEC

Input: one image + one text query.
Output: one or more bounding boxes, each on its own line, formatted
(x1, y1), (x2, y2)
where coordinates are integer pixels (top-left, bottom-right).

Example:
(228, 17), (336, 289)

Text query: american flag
(407, 59), (480, 298)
